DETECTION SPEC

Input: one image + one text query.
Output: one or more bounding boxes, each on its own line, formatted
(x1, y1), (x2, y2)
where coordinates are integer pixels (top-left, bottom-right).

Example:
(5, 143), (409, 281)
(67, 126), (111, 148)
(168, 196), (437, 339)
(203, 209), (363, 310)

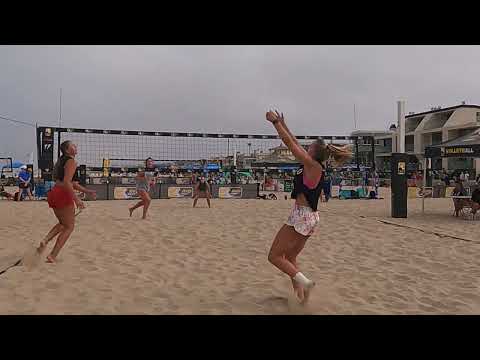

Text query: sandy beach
(0, 188), (479, 315)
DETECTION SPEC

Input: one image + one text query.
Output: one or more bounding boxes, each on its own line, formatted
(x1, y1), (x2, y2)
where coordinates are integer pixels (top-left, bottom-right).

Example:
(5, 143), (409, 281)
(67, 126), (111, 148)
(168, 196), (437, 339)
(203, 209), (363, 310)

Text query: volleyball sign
(168, 186), (194, 198)
(218, 187), (243, 199)
(114, 187), (139, 200)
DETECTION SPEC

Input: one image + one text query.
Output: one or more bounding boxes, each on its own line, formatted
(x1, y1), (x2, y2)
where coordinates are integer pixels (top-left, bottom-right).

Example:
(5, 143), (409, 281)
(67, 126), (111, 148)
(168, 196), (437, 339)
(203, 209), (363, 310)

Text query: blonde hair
(325, 143), (353, 166)
(313, 140), (353, 166)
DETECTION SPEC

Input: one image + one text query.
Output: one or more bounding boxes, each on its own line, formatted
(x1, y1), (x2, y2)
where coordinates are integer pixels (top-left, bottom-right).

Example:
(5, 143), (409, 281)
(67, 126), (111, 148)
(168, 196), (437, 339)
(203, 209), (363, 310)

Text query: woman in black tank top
(37, 140), (96, 263)
(265, 110), (352, 303)
(193, 176), (211, 208)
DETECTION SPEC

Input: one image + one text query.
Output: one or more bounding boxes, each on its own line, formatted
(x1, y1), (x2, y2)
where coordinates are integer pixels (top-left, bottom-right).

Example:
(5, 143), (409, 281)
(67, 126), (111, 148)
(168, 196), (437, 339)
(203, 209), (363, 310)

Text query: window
(477, 112), (480, 122)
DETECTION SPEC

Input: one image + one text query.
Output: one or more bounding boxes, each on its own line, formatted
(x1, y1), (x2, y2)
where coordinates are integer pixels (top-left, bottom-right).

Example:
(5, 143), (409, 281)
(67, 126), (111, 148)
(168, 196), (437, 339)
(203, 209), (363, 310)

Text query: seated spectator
(0, 185), (15, 200)
(452, 180), (467, 196)
(452, 180), (471, 217)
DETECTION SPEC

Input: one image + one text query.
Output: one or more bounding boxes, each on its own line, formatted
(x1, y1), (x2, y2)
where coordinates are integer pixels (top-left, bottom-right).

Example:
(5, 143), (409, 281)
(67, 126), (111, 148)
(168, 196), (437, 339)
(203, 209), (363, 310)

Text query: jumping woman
(193, 176), (211, 208)
(38, 140), (96, 263)
(129, 159), (155, 219)
(266, 110), (352, 303)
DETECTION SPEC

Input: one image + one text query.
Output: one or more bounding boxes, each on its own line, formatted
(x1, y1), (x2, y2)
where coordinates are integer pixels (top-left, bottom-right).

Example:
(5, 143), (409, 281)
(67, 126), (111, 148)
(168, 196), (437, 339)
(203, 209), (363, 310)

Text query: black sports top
(53, 156), (80, 182)
(291, 164), (325, 211)
(198, 181), (208, 192)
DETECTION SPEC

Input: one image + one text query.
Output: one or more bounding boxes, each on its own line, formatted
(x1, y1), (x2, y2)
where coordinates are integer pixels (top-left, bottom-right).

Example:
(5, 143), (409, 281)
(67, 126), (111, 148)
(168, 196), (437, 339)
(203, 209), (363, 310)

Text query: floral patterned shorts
(285, 204), (320, 236)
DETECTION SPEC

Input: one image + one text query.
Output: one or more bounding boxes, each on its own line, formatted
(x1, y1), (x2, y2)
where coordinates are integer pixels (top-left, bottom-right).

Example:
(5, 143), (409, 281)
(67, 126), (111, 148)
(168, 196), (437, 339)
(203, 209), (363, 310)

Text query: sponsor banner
(417, 187), (433, 198)
(176, 177), (191, 185)
(114, 187), (139, 200)
(168, 186), (193, 198)
(283, 180), (293, 193)
(339, 185), (362, 191)
(102, 159), (111, 177)
(218, 186), (243, 199)
(407, 187), (436, 199)
(121, 177), (136, 185)
(444, 146), (477, 157)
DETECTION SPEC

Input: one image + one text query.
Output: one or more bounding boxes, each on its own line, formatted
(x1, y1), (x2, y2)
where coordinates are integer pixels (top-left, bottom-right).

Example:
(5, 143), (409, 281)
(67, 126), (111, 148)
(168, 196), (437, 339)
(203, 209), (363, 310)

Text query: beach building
(352, 103), (480, 175)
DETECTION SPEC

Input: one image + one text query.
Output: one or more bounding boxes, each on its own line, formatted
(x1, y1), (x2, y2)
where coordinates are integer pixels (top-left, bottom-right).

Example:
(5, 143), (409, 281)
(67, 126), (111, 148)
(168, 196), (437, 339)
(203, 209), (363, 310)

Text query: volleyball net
(37, 126), (372, 180)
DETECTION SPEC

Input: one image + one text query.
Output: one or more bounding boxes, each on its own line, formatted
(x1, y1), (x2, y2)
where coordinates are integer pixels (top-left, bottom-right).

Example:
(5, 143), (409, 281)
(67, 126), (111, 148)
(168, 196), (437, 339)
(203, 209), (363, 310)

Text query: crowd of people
(412, 169), (480, 188)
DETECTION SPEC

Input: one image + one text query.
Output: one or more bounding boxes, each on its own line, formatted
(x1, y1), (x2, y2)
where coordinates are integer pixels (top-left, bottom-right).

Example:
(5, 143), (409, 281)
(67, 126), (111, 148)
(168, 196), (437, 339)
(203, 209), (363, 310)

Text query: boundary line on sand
(324, 209), (479, 244)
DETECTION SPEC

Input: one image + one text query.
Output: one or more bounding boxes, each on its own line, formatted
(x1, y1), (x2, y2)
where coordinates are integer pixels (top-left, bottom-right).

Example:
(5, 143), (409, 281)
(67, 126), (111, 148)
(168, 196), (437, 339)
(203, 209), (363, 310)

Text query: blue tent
(12, 161), (25, 169)
(1, 160), (24, 170)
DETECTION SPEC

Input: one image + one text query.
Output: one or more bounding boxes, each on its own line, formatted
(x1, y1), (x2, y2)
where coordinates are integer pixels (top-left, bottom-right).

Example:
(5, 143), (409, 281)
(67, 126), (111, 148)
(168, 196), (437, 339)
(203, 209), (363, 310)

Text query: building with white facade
(352, 104), (480, 174)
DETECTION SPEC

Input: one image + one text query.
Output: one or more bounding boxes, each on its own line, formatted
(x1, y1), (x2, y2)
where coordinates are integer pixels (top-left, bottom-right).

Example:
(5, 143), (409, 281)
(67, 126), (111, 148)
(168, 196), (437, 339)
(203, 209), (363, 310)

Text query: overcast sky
(2, 45), (480, 162)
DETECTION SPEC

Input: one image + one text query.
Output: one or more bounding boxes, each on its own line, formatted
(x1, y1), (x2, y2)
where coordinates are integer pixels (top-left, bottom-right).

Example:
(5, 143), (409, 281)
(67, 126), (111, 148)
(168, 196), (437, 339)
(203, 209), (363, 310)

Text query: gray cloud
(2, 45), (480, 162)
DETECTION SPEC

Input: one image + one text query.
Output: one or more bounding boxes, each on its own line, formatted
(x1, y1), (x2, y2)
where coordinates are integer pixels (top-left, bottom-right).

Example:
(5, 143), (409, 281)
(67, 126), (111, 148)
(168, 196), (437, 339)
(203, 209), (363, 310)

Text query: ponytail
(53, 140), (72, 180)
(325, 143), (353, 166)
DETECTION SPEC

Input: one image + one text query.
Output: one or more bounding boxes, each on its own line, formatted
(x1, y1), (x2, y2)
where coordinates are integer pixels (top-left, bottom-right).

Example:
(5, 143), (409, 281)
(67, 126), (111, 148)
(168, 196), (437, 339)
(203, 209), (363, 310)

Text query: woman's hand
(75, 197), (85, 210)
(88, 190), (97, 200)
(266, 110), (284, 124)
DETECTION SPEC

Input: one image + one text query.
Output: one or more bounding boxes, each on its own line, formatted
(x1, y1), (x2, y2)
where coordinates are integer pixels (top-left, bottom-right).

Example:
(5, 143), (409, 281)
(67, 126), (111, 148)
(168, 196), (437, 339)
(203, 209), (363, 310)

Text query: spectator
(0, 185), (15, 200)
(18, 165), (33, 200)
(452, 180), (469, 217)
(322, 173), (332, 202)
(452, 180), (467, 196)
(444, 172), (450, 187)
(471, 188), (480, 215)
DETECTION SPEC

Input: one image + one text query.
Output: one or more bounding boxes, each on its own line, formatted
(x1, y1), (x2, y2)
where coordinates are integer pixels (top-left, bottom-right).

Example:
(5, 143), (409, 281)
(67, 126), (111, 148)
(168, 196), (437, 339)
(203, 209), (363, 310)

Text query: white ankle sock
(293, 272), (314, 289)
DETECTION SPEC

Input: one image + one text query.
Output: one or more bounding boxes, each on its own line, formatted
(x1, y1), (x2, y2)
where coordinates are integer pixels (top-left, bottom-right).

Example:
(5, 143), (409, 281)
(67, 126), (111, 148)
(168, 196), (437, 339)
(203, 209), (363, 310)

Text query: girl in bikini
(266, 110), (352, 303)
(38, 140), (96, 263)
(129, 158), (155, 219)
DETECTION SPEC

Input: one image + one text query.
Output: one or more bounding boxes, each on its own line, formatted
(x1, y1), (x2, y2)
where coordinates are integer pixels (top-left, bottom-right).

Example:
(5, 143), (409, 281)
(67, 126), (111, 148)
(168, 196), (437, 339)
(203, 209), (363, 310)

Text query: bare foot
(46, 255), (56, 263)
(129, 208), (134, 217)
